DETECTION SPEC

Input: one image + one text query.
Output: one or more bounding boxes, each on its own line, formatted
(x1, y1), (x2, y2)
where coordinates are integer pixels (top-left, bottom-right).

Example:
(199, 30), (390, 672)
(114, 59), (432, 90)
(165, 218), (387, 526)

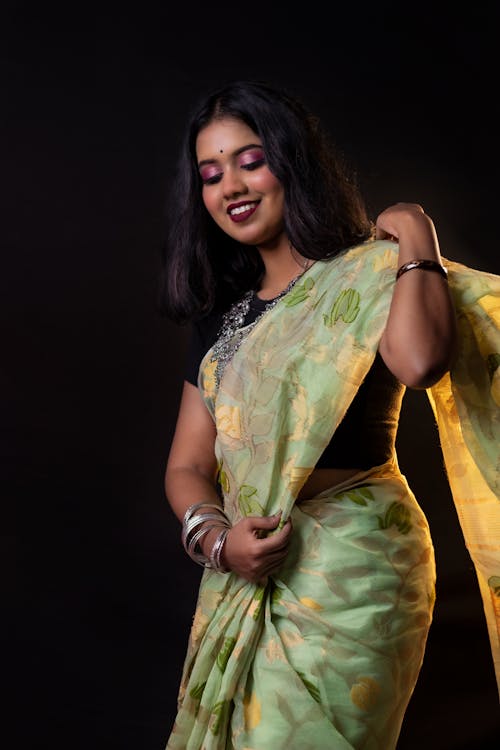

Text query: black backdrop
(3, 3), (499, 749)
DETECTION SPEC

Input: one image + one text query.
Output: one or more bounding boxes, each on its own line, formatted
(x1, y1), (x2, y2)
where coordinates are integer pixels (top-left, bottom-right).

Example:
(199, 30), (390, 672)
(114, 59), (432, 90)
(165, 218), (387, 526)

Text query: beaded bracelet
(396, 259), (448, 280)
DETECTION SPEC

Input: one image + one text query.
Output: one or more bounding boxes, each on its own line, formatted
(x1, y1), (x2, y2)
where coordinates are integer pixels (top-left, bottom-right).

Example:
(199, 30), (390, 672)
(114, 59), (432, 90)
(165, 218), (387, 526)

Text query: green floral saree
(166, 240), (500, 749)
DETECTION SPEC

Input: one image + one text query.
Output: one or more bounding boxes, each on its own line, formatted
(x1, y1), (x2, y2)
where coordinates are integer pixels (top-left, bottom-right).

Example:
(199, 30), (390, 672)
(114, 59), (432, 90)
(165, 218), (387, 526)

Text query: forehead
(195, 117), (260, 159)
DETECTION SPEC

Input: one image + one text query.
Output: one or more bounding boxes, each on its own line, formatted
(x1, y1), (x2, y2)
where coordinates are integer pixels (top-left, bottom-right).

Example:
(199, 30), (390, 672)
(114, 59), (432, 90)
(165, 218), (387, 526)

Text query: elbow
(401, 346), (457, 389)
(381, 325), (458, 390)
(164, 464), (176, 498)
(403, 362), (450, 390)
(410, 333), (459, 390)
(164, 461), (217, 497)
(164, 463), (189, 498)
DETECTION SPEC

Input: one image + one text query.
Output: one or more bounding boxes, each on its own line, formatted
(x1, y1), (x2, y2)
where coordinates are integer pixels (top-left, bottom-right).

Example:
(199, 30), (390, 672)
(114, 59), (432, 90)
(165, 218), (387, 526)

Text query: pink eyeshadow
(200, 165), (222, 181)
(238, 149), (265, 166)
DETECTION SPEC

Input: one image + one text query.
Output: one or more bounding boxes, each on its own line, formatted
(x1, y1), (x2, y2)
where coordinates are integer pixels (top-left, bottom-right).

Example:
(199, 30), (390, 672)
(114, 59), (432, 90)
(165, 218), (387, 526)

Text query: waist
(297, 467), (362, 502)
(296, 460), (402, 503)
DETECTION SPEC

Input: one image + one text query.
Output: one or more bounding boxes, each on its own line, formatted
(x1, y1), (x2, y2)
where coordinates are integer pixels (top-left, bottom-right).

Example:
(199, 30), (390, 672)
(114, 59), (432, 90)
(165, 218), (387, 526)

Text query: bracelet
(181, 501), (232, 571)
(187, 523), (225, 564)
(183, 515), (230, 557)
(396, 259), (448, 280)
(181, 511), (230, 549)
(209, 527), (230, 573)
(183, 501), (229, 524)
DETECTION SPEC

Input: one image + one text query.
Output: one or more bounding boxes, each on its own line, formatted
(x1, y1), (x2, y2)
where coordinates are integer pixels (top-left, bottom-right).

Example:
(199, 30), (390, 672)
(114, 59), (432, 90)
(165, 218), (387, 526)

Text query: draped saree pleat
(166, 240), (500, 749)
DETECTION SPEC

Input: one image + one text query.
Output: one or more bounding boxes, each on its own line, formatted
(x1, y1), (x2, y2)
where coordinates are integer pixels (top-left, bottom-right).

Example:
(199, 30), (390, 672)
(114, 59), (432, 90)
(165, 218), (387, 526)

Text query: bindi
(219, 149), (223, 153)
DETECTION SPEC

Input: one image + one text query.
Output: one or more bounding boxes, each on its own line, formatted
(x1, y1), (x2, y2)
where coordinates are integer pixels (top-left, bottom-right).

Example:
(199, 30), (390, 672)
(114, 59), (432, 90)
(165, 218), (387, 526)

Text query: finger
(256, 526), (293, 555)
(376, 227), (398, 242)
(375, 225), (389, 240)
(272, 517), (293, 542)
(252, 565), (278, 586)
(247, 512), (283, 532)
(261, 550), (290, 571)
(267, 526), (293, 552)
(260, 555), (288, 577)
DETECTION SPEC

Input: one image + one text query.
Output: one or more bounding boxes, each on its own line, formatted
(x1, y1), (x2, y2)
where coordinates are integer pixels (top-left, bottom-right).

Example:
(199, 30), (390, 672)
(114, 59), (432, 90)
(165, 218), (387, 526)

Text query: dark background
(3, 3), (499, 748)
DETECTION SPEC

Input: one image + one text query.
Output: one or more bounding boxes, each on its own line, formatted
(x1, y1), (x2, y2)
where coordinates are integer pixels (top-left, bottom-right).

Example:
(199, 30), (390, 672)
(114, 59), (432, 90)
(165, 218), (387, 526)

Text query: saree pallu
(166, 240), (500, 749)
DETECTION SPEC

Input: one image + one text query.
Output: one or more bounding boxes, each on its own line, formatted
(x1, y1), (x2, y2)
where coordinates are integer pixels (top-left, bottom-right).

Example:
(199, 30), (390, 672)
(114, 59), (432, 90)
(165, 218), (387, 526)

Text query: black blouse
(184, 294), (405, 470)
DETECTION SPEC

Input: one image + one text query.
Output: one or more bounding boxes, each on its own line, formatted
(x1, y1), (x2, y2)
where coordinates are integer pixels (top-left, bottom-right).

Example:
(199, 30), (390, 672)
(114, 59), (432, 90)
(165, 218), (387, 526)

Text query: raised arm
(165, 380), (292, 583)
(377, 202), (458, 389)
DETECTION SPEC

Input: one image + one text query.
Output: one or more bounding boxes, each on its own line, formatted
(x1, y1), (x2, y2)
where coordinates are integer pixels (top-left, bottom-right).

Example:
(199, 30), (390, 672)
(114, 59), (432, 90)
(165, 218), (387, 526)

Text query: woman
(160, 80), (500, 749)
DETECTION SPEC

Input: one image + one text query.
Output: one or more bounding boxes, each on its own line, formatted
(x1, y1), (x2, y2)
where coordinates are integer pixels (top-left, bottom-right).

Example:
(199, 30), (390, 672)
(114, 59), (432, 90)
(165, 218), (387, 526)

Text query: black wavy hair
(159, 79), (373, 324)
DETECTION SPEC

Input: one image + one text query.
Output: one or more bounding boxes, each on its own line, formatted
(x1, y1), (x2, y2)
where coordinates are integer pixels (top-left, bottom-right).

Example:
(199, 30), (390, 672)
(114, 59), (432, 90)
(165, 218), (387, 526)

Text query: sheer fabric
(166, 240), (500, 749)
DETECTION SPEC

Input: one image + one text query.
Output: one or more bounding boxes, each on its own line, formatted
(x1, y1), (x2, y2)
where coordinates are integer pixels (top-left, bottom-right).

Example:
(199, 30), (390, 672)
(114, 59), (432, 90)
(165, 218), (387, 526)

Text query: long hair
(159, 80), (372, 324)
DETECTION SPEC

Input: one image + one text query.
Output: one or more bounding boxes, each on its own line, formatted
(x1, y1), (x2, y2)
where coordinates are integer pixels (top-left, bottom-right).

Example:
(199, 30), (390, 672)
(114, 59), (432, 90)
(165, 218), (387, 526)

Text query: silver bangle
(182, 512), (230, 549)
(209, 527), (230, 573)
(183, 501), (228, 524)
(186, 523), (224, 565)
(181, 501), (232, 570)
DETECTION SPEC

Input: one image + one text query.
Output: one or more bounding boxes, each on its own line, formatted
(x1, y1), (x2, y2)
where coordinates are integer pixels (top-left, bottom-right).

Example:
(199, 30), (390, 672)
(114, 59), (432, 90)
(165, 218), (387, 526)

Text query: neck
(257, 241), (311, 300)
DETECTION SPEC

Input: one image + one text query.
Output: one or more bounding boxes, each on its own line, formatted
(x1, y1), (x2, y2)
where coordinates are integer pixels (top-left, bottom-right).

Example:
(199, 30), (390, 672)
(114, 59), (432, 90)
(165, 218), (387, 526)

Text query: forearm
(165, 465), (293, 580)
(165, 465), (226, 557)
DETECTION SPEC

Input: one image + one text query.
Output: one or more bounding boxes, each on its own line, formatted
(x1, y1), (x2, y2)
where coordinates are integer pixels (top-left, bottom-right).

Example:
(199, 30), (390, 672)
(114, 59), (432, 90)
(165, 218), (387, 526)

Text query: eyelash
(202, 158), (266, 185)
(242, 158), (265, 171)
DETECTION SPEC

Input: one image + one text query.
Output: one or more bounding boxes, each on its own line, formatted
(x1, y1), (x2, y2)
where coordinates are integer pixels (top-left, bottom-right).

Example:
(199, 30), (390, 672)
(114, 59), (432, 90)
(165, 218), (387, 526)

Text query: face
(195, 117), (286, 249)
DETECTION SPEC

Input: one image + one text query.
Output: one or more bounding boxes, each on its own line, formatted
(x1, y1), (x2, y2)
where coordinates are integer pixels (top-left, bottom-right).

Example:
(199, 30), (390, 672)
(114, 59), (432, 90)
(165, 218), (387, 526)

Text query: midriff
(297, 467), (362, 502)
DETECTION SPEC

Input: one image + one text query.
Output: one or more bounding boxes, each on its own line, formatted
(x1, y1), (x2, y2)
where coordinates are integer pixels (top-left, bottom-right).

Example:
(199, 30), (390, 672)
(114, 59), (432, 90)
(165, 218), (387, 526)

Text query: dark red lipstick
(227, 200), (260, 223)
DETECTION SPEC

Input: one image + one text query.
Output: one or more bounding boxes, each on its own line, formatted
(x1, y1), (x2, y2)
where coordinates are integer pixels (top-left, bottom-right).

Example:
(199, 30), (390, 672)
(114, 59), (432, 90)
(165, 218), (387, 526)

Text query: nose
(222, 167), (247, 199)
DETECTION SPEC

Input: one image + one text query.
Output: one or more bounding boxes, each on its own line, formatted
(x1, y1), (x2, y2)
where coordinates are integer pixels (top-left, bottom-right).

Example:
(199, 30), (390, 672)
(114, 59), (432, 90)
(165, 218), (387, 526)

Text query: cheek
(251, 171), (284, 207)
(202, 189), (228, 232)
(201, 187), (218, 216)
(251, 169), (282, 193)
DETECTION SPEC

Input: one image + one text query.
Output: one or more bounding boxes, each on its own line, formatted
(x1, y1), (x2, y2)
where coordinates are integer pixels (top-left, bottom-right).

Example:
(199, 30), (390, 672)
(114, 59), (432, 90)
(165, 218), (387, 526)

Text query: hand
(220, 513), (293, 585)
(375, 202), (434, 243)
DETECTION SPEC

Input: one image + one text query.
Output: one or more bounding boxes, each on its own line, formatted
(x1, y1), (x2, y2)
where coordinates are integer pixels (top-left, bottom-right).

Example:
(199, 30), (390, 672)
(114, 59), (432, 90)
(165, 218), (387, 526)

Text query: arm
(165, 380), (292, 583)
(377, 203), (458, 389)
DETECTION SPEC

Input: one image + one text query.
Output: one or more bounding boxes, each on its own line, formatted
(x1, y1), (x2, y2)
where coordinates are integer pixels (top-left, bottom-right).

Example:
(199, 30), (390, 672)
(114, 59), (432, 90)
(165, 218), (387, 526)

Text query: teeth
(230, 203), (255, 215)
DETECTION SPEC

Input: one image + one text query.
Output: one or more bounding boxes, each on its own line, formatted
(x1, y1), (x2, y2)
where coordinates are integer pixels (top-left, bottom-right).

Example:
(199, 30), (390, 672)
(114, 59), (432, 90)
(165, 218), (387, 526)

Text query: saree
(166, 239), (500, 749)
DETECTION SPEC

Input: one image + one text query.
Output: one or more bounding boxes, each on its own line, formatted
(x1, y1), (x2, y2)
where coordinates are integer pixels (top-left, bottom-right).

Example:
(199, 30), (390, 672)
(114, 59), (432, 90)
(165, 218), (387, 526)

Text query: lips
(227, 200), (260, 223)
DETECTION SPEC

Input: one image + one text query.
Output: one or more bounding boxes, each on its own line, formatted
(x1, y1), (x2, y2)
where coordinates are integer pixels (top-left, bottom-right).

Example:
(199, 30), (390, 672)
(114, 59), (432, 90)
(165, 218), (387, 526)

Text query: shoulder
(343, 238), (399, 270)
(184, 308), (225, 387)
(313, 240), (399, 288)
(191, 308), (225, 345)
(187, 308), (226, 366)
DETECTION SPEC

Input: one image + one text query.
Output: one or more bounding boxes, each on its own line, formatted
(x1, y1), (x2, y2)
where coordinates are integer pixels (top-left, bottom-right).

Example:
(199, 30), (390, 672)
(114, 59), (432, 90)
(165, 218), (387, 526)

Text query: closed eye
(202, 174), (222, 185)
(241, 158), (265, 171)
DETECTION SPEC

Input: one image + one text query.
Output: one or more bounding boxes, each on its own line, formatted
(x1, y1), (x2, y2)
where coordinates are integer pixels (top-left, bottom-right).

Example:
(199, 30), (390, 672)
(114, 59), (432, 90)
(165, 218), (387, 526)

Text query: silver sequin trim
(210, 274), (303, 388)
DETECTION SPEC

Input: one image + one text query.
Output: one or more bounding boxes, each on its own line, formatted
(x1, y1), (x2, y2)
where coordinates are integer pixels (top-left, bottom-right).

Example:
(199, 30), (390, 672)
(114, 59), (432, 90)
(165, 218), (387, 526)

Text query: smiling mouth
(227, 201), (260, 222)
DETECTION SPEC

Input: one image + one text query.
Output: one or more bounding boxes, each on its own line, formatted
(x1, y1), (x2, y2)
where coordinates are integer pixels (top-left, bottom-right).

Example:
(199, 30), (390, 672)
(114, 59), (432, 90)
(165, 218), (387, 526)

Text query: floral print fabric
(166, 240), (500, 749)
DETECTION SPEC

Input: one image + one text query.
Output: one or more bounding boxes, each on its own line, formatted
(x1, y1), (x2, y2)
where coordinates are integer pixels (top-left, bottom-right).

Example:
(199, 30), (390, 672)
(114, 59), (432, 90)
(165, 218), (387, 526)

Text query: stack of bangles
(181, 501), (231, 573)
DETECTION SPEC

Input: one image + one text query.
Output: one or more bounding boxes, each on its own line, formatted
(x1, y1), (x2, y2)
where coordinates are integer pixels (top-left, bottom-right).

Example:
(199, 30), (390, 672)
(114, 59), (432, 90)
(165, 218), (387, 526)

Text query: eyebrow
(197, 143), (263, 169)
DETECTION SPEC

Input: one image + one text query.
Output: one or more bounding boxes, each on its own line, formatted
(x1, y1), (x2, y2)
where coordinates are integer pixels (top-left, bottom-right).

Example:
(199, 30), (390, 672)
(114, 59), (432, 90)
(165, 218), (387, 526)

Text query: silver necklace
(210, 273), (304, 389)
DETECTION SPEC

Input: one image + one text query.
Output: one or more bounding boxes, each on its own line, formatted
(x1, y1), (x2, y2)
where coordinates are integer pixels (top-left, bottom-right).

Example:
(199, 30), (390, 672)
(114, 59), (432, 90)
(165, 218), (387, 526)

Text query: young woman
(159, 80), (500, 749)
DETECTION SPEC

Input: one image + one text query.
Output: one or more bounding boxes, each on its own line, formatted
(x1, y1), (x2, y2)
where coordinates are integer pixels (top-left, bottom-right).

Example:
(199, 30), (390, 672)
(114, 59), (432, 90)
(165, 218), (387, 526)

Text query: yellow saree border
(426, 260), (500, 694)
